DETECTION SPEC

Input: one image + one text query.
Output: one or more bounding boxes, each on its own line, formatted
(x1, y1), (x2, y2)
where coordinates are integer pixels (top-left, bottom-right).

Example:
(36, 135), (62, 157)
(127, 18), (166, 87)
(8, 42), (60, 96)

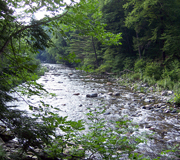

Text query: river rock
(149, 128), (156, 131)
(164, 109), (170, 113)
(73, 93), (80, 95)
(161, 91), (173, 96)
(147, 95), (154, 99)
(85, 75), (92, 78)
(138, 93), (145, 97)
(142, 105), (153, 110)
(153, 104), (160, 108)
(113, 92), (120, 96)
(148, 86), (154, 92)
(86, 93), (98, 98)
(131, 86), (134, 90)
(160, 106), (167, 110)
(68, 73), (73, 76)
(161, 91), (168, 96)
(107, 92), (113, 95)
(106, 82), (112, 85)
(144, 98), (155, 103)
(104, 112), (111, 115)
(144, 98), (150, 103)
(171, 109), (177, 113)
(167, 90), (173, 95)
(142, 83), (149, 87)
(154, 103), (166, 108)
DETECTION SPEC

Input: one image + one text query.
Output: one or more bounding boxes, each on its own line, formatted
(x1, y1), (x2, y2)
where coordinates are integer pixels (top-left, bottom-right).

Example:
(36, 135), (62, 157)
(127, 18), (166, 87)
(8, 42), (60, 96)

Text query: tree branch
(0, 10), (68, 55)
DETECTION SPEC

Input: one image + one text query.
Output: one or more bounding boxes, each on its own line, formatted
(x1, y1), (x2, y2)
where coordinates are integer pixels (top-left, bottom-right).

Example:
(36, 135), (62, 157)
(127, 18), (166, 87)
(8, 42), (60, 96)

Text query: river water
(9, 63), (180, 159)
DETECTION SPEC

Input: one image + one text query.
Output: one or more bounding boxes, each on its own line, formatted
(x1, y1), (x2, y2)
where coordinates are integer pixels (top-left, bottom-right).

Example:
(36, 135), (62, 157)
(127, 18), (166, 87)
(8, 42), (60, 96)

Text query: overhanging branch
(0, 10), (68, 55)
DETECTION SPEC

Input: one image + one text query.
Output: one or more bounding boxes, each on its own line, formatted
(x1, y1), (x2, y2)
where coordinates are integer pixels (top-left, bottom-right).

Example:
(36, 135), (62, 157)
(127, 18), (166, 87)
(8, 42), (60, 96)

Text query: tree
(96, 0), (135, 73)
(40, 0), (122, 71)
(124, 0), (180, 62)
(67, 31), (101, 69)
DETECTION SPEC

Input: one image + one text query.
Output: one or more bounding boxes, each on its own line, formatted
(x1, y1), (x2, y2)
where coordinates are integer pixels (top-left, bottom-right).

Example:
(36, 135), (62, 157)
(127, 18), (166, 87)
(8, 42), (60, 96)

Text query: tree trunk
(136, 32), (141, 59)
(125, 28), (132, 55)
(92, 36), (99, 67)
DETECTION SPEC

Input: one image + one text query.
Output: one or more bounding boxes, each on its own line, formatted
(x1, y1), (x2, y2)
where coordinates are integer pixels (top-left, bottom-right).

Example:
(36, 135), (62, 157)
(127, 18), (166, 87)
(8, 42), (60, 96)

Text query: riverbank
(116, 76), (179, 114)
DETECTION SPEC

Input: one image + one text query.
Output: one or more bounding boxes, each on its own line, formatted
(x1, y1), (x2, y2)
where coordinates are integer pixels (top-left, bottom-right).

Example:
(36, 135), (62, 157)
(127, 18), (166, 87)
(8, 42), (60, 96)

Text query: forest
(39, 0), (180, 95)
(1, 0), (180, 159)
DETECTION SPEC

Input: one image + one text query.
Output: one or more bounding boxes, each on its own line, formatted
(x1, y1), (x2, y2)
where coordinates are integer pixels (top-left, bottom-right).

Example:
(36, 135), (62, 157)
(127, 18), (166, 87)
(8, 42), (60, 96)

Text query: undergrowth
(119, 59), (180, 105)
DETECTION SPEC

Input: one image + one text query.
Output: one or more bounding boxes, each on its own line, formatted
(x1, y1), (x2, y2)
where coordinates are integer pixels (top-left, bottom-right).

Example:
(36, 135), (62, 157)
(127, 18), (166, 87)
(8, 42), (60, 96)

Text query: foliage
(0, 1), (122, 159)
(0, 145), (6, 160)
(98, 0), (136, 73)
(45, 107), (146, 159)
(27, 19), (54, 51)
(1, 0), (180, 159)
(42, 114), (85, 159)
(36, 65), (48, 76)
(173, 93), (180, 106)
(162, 60), (180, 82)
(144, 62), (162, 80)
(157, 77), (173, 90)
(132, 73), (141, 81)
(123, 57), (134, 70)
(134, 59), (146, 72)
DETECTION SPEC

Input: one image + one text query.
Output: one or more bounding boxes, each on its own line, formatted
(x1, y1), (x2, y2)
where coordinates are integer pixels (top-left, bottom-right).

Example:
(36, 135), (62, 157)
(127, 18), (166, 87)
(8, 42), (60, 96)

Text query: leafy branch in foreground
(77, 107), (145, 159)
(44, 106), (147, 159)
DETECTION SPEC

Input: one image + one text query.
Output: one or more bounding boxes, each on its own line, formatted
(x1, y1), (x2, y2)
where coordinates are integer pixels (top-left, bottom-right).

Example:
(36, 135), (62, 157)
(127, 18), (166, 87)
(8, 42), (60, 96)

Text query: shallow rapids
(9, 63), (180, 159)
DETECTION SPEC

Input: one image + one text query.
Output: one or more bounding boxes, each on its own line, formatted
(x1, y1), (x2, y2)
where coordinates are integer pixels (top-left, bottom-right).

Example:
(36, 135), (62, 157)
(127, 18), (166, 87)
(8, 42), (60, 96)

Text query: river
(9, 63), (180, 159)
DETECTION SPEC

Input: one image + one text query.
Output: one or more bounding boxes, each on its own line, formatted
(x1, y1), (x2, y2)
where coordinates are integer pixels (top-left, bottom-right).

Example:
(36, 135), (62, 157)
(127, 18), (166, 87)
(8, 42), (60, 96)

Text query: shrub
(143, 75), (156, 86)
(162, 60), (180, 82)
(157, 77), (173, 90)
(134, 59), (146, 72)
(123, 57), (135, 70)
(174, 93), (180, 106)
(173, 83), (180, 94)
(144, 62), (162, 80)
(132, 73), (141, 80)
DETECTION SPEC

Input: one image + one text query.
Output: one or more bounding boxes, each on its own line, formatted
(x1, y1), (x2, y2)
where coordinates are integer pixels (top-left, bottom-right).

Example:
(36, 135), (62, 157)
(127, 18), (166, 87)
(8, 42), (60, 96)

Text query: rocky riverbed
(1, 63), (180, 159)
